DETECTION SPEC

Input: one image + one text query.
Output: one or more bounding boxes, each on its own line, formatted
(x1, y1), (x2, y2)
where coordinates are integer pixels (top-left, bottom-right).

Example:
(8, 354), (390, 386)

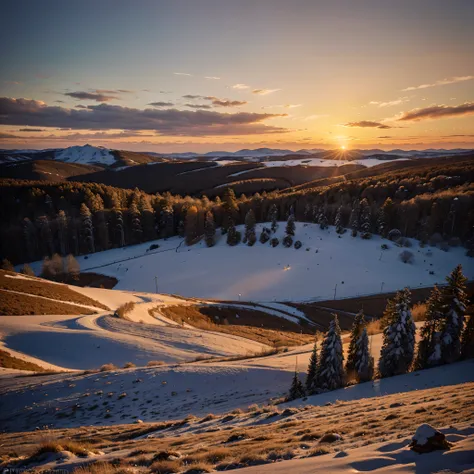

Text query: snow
(27, 223), (472, 303)
(413, 423), (439, 445)
(54, 145), (116, 166)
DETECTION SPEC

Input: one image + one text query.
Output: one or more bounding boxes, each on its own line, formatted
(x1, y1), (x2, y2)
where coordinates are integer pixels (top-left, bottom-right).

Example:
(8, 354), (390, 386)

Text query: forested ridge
(1, 156), (473, 264)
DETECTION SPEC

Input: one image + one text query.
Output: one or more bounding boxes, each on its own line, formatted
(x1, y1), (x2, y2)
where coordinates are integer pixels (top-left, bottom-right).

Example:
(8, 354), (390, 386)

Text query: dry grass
(0, 348), (46, 372)
(0, 270), (109, 310)
(100, 363), (118, 372)
(147, 360), (166, 367)
(0, 289), (98, 316)
(412, 303), (427, 322)
(115, 302), (135, 320)
(33, 440), (92, 458)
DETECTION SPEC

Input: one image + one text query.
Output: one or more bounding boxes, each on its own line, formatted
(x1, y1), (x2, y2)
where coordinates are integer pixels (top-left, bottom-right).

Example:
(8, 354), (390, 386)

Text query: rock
(409, 424), (452, 453)
(319, 433), (342, 443)
(135, 419), (144, 424)
(334, 451), (348, 458)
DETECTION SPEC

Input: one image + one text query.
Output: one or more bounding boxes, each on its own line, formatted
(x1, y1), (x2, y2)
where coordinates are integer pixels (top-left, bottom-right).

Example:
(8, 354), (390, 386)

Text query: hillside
(25, 223), (471, 302)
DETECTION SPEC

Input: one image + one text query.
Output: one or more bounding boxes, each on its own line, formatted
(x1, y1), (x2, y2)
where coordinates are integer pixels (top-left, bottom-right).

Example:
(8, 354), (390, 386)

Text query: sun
(340, 145), (346, 150)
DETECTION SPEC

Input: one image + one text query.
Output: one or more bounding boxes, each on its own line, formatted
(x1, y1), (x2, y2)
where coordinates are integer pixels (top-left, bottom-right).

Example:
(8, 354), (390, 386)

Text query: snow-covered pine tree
(259, 227), (271, 244)
(226, 219), (240, 246)
(376, 207), (386, 237)
(268, 204), (278, 233)
(286, 209), (296, 236)
(319, 212), (328, 230)
(312, 205), (320, 224)
(461, 315), (474, 360)
(360, 198), (372, 239)
(306, 339), (319, 394)
(244, 209), (256, 241)
(439, 265), (468, 364)
(355, 327), (374, 382)
(317, 315), (345, 391)
(349, 205), (360, 237)
(346, 309), (366, 375)
(414, 286), (443, 370)
(204, 211), (216, 247)
(335, 206), (344, 234)
(378, 288), (416, 378)
(288, 370), (305, 401)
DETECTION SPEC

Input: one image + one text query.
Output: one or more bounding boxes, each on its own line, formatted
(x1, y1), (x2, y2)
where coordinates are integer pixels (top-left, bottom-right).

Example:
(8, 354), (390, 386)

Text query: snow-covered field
(28, 223), (472, 302)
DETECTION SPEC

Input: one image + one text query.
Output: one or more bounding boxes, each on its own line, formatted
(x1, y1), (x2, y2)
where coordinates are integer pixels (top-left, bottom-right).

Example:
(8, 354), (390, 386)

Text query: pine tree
(80, 203), (95, 253)
(114, 208), (126, 247)
(204, 211), (216, 247)
(129, 202), (143, 244)
(268, 204), (278, 233)
(354, 328), (374, 382)
(346, 309), (366, 375)
(376, 207), (386, 237)
(244, 209), (256, 241)
(317, 315), (345, 391)
(414, 286), (443, 370)
(319, 212), (328, 230)
(23, 217), (38, 261)
(335, 206), (344, 234)
(160, 204), (174, 238)
(36, 215), (54, 256)
(461, 315), (474, 359)
(286, 210), (296, 236)
(1, 259), (14, 271)
(288, 370), (306, 401)
(259, 227), (271, 244)
(349, 205), (360, 237)
(378, 288), (416, 377)
(57, 210), (68, 256)
(185, 205), (199, 245)
(439, 265), (468, 364)
(226, 219), (240, 246)
(306, 339), (319, 394)
(360, 199), (372, 239)
(222, 188), (238, 234)
(20, 263), (35, 276)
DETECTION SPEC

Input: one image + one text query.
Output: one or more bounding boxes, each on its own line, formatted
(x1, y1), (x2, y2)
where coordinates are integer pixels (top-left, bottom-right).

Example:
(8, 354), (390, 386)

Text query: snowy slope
(28, 223), (472, 302)
(54, 145), (116, 166)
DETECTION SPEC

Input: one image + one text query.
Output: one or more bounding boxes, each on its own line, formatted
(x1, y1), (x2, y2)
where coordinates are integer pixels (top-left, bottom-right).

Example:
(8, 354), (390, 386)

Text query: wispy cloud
(148, 101), (175, 107)
(343, 120), (392, 129)
(370, 97), (409, 107)
(182, 95), (247, 108)
(18, 128), (46, 132)
(185, 103), (213, 109)
(174, 72), (193, 76)
(205, 76), (220, 80)
(232, 84), (250, 90)
(304, 114), (329, 120)
(252, 89), (281, 95)
(65, 91), (119, 102)
(396, 102), (474, 121)
(401, 75), (474, 91)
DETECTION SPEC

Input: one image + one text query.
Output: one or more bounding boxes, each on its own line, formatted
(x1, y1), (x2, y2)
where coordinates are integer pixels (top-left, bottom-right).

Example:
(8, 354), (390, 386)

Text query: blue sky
(1, 0), (473, 152)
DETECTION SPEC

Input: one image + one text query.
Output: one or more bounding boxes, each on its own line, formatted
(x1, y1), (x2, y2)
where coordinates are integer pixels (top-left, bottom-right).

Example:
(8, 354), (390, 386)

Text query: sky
(1, 0), (473, 153)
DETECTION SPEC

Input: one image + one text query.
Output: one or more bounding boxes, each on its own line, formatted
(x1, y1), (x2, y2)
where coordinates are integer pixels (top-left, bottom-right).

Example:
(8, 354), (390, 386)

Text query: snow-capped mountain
(54, 145), (116, 165)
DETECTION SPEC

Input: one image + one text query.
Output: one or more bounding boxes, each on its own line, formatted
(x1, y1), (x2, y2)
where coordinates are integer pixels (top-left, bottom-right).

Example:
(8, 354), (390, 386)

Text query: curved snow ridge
(55, 145), (116, 166)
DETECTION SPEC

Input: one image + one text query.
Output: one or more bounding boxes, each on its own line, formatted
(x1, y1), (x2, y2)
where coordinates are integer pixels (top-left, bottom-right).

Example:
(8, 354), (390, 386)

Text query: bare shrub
(399, 250), (414, 264)
(100, 363), (118, 372)
(123, 362), (136, 369)
(147, 360), (166, 367)
(412, 303), (427, 322)
(115, 302), (135, 320)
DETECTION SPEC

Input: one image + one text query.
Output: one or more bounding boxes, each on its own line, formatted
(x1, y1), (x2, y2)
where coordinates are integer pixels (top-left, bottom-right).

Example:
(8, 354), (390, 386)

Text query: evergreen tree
(20, 263), (35, 276)
(244, 209), (256, 241)
(204, 211), (216, 247)
(414, 286), (443, 370)
(349, 205), (360, 237)
(306, 339), (319, 394)
(268, 204), (278, 233)
(461, 315), (474, 360)
(360, 198), (372, 239)
(160, 204), (174, 238)
(226, 219), (240, 246)
(23, 217), (38, 261)
(65, 254), (80, 280)
(286, 209), (296, 236)
(80, 203), (95, 253)
(185, 205), (199, 245)
(259, 227), (271, 244)
(378, 289), (416, 377)
(57, 210), (68, 256)
(319, 212), (328, 230)
(317, 315), (345, 391)
(439, 265), (468, 364)
(346, 309), (366, 374)
(222, 188), (238, 234)
(36, 215), (54, 256)
(114, 208), (126, 247)
(335, 206), (344, 234)
(376, 207), (386, 237)
(129, 202), (143, 244)
(354, 327), (374, 382)
(288, 370), (306, 401)
(1, 259), (14, 271)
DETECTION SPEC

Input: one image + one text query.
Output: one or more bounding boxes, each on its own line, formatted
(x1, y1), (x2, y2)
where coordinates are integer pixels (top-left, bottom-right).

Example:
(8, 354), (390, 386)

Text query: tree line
(0, 157), (473, 264)
(288, 265), (473, 400)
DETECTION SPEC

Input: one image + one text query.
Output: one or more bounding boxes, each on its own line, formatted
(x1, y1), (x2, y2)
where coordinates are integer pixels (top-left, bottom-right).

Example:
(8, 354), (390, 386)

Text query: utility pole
(154, 276), (158, 294)
(381, 281), (385, 293)
(333, 283), (338, 300)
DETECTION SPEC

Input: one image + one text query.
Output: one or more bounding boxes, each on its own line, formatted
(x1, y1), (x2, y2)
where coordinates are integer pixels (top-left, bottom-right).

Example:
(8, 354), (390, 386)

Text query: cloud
(205, 76), (220, 80)
(0, 97), (288, 137)
(54, 100), (65, 103)
(65, 91), (119, 102)
(377, 136), (392, 139)
(232, 84), (250, 90)
(370, 97), (409, 107)
(0, 132), (20, 139)
(3, 81), (21, 85)
(148, 101), (175, 107)
(185, 103), (213, 109)
(285, 104), (302, 109)
(174, 72), (193, 76)
(343, 121), (392, 129)
(396, 102), (474, 121)
(18, 128), (46, 132)
(183, 94), (204, 100)
(401, 75), (474, 91)
(204, 96), (247, 107)
(95, 89), (134, 94)
(304, 114), (329, 120)
(252, 89), (281, 95)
